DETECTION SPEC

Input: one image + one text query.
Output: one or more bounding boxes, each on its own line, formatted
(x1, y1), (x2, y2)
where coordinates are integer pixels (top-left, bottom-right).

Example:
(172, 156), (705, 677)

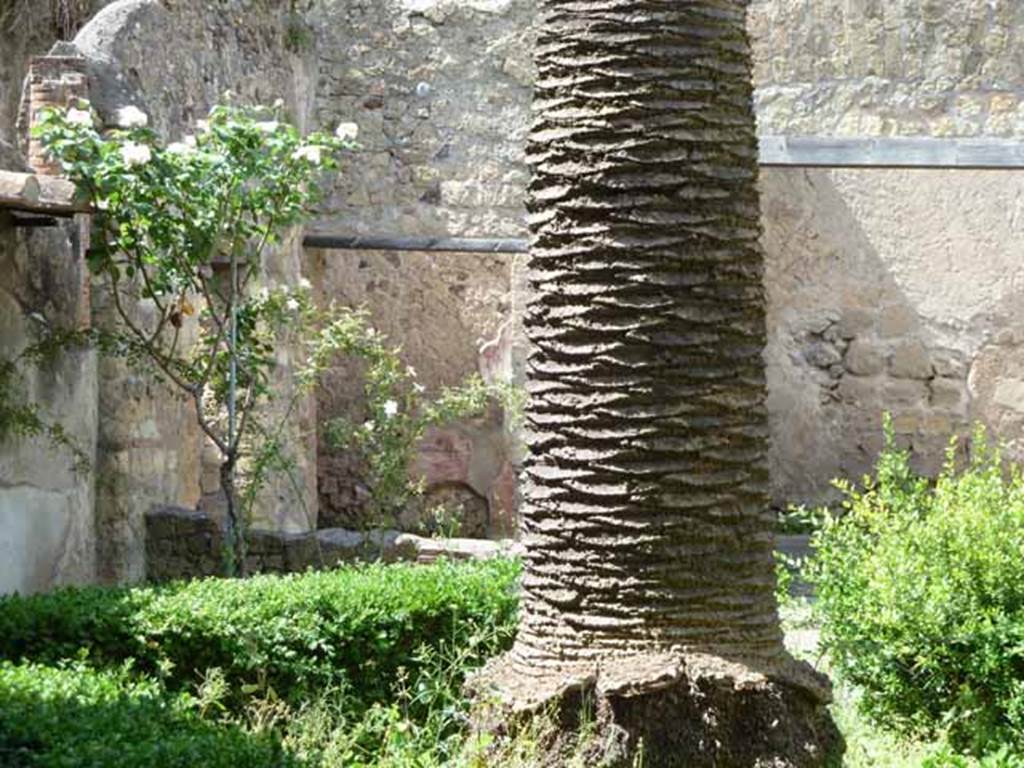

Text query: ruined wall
(0, 0), (117, 147)
(750, 0), (1024, 505)
(6, 0), (1024, 593)
(64, 0), (324, 579)
(310, 0), (1024, 515)
(0, 0), (326, 592)
(749, 0), (1024, 138)
(0, 144), (97, 595)
(307, 0), (532, 536)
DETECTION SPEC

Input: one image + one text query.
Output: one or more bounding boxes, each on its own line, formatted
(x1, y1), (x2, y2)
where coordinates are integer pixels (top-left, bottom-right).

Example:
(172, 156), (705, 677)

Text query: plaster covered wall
(309, 0), (1024, 513)
(65, 0), (324, 578)
(307, 0), (532, 535)
(0, 142), (97, 595)
(750, 0), (1024, 505)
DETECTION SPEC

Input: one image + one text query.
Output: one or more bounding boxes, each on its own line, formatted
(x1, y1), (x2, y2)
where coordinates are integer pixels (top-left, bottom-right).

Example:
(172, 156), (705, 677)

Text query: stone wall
(0, 0), (117, 147)
(307, 0), (533, 536)
(750, 0), (1024, 505)
(308, 0), (1024, 513)
(6, 0), (1024, 593)
(67, 0), (323, 580)
(0, 144), (97, 595)
(0, 0), (325, 592)
(749, 0), (1024, 138)
(145, 505), (511, 581)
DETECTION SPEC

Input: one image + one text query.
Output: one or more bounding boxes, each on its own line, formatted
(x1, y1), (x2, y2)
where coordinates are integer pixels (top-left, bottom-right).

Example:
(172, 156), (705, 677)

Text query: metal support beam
(303, 233), (528, 254)
(11, 214), (59, 228)
(298, 136), (1024, 256)
(758, 136), (1024, 169)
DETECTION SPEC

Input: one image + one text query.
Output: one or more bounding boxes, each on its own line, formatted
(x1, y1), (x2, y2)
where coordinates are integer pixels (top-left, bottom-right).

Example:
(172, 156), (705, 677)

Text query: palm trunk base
(469, 651), (842, 768)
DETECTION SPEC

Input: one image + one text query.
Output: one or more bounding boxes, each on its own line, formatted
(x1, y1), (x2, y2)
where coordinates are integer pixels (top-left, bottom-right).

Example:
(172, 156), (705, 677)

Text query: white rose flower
(166, 141), (193, 156)
(183, 134), (197, 148)
(382, 400), (399, 418)
(286, 297), (300, 312)
(292, 145), (322, 164)
(298, 277), (312, 291)
(255, 120), (279, 133)
(272, 98), (285, 109)
(335, 122), (359, 141)
(196, 120), (210, 133)
(115, 105), (148, 128)
(120, 141), (152, 167)
(66, 107), (93, 127)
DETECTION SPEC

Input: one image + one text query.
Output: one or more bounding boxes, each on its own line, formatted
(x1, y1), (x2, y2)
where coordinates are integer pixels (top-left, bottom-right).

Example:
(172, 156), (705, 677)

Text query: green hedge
(0, 661), (298, 768)
(809, 421), (1024, 754)
(0, 559), (520, 710)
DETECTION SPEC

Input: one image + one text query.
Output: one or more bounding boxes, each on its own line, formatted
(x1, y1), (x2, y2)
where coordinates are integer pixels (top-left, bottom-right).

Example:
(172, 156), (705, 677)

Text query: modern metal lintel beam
(758, 136), (1024, 169)
(302, 233), (529, 254)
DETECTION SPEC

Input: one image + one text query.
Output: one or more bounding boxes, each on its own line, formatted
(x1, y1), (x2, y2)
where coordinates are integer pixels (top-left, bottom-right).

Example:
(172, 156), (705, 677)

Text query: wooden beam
(0, 170), (88, 216)
(758, 136), (1024, 169)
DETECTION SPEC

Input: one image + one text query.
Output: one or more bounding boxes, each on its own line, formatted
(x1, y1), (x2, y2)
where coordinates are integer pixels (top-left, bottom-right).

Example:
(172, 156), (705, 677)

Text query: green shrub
(808, 419), (1024, 754)
(0, 559), (520, 712)
(0, 661), (297, 767)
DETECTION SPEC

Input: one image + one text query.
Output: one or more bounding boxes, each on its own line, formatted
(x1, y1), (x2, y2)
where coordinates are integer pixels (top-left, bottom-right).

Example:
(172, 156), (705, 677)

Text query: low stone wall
(145, 505), (514, 582)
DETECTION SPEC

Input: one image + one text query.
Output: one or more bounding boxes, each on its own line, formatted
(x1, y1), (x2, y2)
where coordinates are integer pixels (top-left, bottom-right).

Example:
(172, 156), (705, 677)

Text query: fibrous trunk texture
(472, 1), (839, 765)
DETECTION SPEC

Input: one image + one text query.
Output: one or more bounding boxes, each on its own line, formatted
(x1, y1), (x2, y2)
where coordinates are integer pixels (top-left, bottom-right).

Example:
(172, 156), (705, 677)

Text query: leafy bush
(0, 661), (297, 767)
(808, 419), (1024, 753)
(0, 559), (519, 712)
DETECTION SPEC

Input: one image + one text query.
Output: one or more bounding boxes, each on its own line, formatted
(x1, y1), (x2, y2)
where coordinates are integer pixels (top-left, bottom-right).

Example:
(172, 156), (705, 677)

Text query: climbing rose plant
(314, 309), (523, 534)
(33, 100), (359, 573)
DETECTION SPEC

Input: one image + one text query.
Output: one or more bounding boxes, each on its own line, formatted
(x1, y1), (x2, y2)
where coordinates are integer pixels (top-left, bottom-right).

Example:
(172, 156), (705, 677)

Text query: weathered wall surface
(0, 1), (117, 147)
(0, 144), (98, 595)
(65, 0), (322, 579)
(759, 167), (1024, 502)
(6, 0), (1024, 592)
(750, 0), (1024, 505)
(749, 0), (1024, 138)
(307, 0), (532, 535)
(310, 0), (1024, 514)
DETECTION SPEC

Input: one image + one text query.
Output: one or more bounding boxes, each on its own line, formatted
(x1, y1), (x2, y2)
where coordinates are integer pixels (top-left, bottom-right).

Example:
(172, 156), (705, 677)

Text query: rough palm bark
(472, 1), (840, 765)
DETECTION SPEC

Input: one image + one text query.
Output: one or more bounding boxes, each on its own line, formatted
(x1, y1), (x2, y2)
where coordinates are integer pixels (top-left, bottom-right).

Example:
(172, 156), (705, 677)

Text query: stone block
(883, 379), (929, 408)
(929, 378), (966, 410)
(282, 532), (322, 572)
(889, 340), (932, 380)
(803, 340), (842, 369)
(368, 529), (419, 562)
(843, 339), (885, 376)
(931, 348), (967, 379)
(317, 528), (366, 566)
(838, 376), (879, 406)
(891, 412), (921, 435)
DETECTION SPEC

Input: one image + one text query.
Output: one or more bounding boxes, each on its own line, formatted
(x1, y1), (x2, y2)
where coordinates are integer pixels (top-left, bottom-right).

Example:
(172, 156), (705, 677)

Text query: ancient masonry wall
(312, 0), (1024, 513)
(0, 0), (322, 593)
(751, 0), (1024, 503)
(4, 0), (1024, 593)
(307, 0), (532, 536)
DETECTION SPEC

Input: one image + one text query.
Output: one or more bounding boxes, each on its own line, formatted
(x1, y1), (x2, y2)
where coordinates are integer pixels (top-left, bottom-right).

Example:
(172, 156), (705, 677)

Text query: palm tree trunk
(472, 1), (840, 765)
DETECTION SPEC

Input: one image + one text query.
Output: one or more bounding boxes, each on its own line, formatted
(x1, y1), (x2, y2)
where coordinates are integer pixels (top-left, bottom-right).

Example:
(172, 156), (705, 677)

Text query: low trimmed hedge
(0, 661), (298, 768)
(0, 559), (520, 710)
